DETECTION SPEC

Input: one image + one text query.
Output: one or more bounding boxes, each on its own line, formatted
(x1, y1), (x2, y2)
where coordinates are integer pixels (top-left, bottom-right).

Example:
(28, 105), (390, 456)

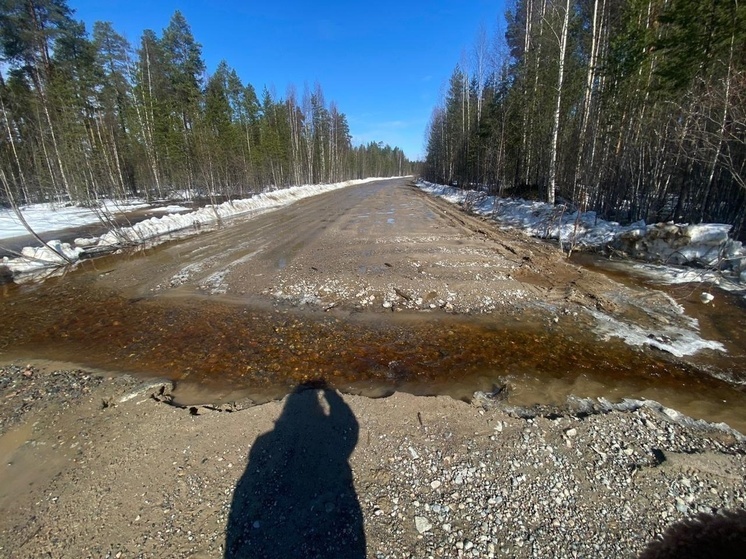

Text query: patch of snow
(613, 222), (743, 270)
(586, 308), (725, 358)
(419, 181), (639, 248)
(0, 199), (151, 240)
(73, 237), (100, 248)
(417, 180), (745, 291)
(147, 204), (191, 213)
(199, 270), (229, 295)
(1, 178), (387, 278)
(5, 241), (84, 273)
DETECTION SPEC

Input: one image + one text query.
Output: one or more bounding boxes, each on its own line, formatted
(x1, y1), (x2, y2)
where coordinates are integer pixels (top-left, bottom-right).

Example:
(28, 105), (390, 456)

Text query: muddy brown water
(2, 249), (746, 433)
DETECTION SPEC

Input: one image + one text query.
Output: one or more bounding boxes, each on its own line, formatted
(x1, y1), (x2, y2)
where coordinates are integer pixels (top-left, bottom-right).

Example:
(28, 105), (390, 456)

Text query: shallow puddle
(2, 259), (745, 432)
(571, 252), (746, 384)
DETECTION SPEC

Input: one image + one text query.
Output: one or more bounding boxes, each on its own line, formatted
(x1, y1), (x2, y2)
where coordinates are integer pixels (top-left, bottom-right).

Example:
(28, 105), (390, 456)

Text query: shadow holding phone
(224, 383), (365, 558)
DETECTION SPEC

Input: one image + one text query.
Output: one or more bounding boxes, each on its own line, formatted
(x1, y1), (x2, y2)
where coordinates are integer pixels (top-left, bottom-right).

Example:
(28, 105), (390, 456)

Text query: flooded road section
(2, 274), (745, 431)
(1, 178), (745, 432)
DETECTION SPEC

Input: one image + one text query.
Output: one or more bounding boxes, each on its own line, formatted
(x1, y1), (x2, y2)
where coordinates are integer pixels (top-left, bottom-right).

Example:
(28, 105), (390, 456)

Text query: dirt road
(98, 178), (621, 314)
(2, 179), (746, 557)
(1, 178), (743, 417)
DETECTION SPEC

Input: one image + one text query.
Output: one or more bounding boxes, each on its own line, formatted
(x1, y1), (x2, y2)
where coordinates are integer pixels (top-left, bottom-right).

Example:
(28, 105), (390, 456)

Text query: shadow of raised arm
(224, 386), (365, 559)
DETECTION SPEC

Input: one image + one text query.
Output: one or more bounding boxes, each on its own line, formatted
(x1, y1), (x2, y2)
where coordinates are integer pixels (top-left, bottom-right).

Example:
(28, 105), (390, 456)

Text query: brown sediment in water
(2, 274), (745, 432)
(2, 179), (745, 433)
(0, 280), (684, 384)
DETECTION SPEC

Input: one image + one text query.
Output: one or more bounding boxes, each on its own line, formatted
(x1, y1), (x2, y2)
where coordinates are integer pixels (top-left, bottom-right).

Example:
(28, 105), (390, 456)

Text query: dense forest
(0, 0), (414, 207)
(423, 0), (746, 238)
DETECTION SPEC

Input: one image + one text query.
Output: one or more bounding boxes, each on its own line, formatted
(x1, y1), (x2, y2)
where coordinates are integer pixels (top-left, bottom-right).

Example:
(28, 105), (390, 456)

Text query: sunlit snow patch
(586, 308), (725, 357)
(1, 178), (388, 279)
(6, 241), (84, 273)
(417, 180), (746, 291)
(0, 199), (151, 239)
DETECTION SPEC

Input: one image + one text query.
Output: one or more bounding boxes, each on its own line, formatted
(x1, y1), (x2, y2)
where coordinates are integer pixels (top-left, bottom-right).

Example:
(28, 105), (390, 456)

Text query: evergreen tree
(0, 3), (414, 209)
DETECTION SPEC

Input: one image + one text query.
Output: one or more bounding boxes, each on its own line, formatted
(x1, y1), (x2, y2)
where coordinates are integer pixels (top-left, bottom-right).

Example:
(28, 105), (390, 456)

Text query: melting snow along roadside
(418, 181), (746, 290)
(1, 178), (385, 278)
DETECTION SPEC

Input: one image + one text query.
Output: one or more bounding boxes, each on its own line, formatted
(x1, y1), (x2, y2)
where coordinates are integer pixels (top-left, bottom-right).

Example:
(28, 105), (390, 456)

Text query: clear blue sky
(69, 0), (507, 161)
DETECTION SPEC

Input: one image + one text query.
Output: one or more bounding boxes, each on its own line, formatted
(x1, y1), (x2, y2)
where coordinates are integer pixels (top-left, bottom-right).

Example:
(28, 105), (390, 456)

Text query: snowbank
(418, 181), (746, 288)
(419, 182), (639, 247)
(1, 178), (386, 278)
(612, 223), (745, 279)
(0, 199), (153, 240)
(91, 179), (383, 248)
(6, 241), (84, 274)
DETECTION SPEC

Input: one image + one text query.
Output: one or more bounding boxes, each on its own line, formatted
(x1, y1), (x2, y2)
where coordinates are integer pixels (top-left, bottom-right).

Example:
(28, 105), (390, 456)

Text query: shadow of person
(224, 382), (366, 558)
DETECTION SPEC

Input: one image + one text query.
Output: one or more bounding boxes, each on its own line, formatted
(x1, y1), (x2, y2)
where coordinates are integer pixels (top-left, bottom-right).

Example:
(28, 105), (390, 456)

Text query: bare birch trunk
(548, 0), (571, 205)
(135, 43), (162, 198)
(32, 70), (72, 200)
(0, 90), (28, 199)
(700, 33), (735, 221)
(573, 0), (605, 201)
(519, 0), (534, 185)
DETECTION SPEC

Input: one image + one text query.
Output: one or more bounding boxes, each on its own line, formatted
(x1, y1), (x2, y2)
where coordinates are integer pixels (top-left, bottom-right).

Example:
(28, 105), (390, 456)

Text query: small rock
(699, 292), (714, 304)
(415, 516), (433, 534)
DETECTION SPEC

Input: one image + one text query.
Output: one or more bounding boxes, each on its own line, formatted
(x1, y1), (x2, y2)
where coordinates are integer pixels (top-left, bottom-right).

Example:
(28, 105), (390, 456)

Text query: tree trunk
(573, 0), (604, 201)
(548, 0), (571, 205)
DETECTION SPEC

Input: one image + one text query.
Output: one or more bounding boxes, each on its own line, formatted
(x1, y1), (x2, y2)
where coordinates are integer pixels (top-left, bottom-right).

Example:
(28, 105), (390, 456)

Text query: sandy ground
(0, 365), (744, 558)
(1, 179), (745, 557)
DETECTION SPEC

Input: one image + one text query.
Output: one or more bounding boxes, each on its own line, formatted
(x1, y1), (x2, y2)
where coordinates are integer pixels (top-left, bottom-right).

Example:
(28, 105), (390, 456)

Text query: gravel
(0, 363), (110, 435)
(0, 366), (744, 558)
(362, 405), (745, 558)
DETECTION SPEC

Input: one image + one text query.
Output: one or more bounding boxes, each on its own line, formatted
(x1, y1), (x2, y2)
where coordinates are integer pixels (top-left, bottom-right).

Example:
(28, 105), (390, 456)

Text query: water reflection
(225, 382), (364, 559)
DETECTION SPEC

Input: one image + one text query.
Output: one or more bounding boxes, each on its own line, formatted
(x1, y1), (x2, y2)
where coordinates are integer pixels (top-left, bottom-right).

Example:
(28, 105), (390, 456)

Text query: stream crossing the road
(1, 179), (745, 432)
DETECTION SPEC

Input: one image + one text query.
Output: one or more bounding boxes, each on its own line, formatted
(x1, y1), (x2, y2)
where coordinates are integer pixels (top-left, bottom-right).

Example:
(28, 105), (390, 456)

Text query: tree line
(423, 0), (746, 239)
(0, 0), (414, 207)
